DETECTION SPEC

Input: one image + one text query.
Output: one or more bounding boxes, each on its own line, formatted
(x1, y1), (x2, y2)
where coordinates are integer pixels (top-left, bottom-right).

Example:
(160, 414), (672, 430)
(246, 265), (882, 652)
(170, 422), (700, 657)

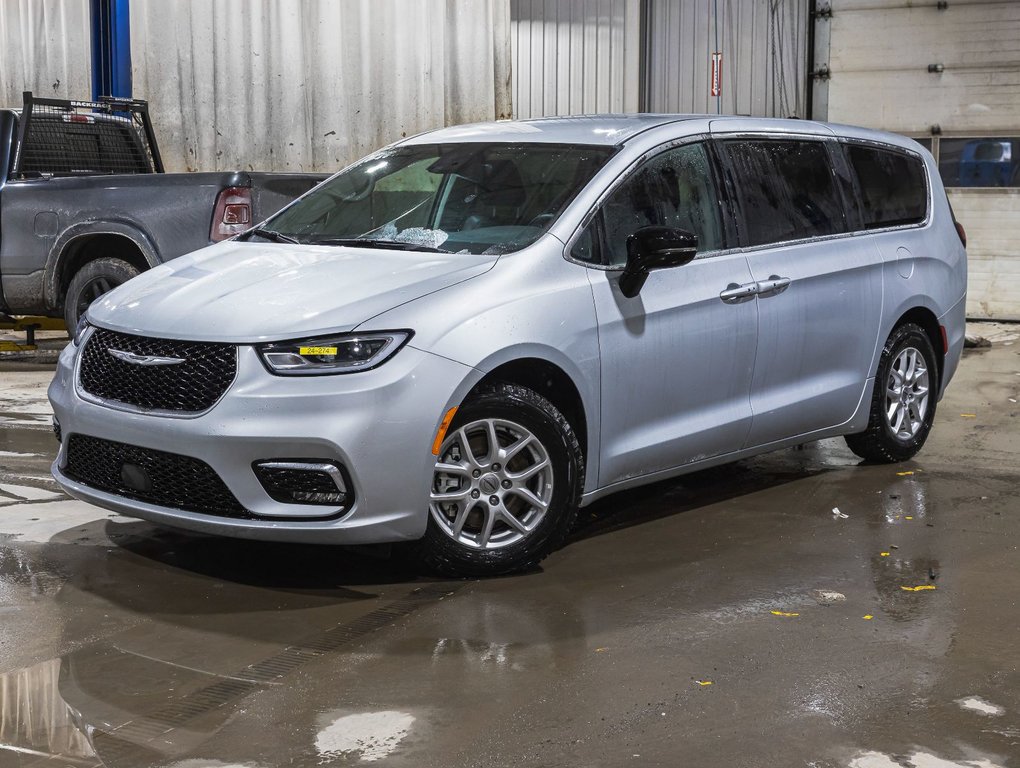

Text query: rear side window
(846, 144), (927, 228)
(722, 140), (848, 247)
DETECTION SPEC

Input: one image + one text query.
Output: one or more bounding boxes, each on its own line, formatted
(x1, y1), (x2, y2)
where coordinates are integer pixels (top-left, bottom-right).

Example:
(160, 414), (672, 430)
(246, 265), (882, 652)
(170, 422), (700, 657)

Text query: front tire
(63, 257), (140, 332)
(413, 382), (583, 577)
(845, 323), (939, 463)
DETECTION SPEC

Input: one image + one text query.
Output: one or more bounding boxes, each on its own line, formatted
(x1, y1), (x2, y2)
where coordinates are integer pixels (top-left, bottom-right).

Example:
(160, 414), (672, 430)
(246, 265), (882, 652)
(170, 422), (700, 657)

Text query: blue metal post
(90, 0), (132, 100)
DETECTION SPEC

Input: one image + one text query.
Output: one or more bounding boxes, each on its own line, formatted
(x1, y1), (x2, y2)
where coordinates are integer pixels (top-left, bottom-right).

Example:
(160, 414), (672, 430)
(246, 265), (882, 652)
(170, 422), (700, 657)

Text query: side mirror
(618, 226), (698, 298)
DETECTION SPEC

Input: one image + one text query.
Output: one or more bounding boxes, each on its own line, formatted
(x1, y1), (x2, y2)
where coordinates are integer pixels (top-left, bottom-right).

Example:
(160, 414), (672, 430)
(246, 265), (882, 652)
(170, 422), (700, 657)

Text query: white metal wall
(644, 0), (809, 117)
(0, 0), (90, 107)
(821, 0), (1020, 320)
(510, 0), (642, 118)
(131, 0), (512, 173)
(824, 0), (1020, 132)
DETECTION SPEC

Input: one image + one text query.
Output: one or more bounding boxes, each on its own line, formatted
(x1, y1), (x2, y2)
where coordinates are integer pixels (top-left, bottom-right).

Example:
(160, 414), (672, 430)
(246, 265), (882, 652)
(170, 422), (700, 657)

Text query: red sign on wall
(711, 51), (723, 97)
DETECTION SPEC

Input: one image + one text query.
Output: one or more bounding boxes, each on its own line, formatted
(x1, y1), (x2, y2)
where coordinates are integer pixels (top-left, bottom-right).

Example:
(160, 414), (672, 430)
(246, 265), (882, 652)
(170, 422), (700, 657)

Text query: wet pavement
(1, 324), (1018, 768)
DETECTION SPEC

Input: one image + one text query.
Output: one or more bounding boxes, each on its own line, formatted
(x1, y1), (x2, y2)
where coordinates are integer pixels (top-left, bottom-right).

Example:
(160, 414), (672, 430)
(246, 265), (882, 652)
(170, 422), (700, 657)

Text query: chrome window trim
(562, 131), (937, 270)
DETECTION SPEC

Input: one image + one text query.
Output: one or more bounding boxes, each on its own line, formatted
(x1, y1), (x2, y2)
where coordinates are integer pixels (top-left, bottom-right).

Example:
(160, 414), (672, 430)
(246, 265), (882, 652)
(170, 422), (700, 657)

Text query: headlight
(256, 331), (412, 375)
(73, 316), (91, 346)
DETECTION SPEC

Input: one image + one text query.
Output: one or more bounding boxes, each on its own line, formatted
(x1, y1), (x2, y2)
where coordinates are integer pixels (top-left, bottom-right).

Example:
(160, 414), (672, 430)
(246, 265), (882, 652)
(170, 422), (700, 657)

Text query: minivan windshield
(254, 143), (615, 254)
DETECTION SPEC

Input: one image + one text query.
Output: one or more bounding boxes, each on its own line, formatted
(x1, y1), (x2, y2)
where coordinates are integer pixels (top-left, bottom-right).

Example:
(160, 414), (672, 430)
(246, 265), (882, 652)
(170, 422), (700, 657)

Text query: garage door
(820, 0), (1020, 320)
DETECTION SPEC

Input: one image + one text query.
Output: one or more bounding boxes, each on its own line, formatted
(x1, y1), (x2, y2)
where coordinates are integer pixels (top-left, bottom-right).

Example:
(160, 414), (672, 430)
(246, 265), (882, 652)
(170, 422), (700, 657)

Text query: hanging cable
(714, 0), (721, 114)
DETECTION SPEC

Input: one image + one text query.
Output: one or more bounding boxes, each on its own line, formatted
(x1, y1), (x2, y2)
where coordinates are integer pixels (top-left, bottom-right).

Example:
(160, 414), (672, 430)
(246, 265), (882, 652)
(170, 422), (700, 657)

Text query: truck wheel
(413, 382), (584, 577)
(64, 258), (140, 332)
(845, 323), (939, 463)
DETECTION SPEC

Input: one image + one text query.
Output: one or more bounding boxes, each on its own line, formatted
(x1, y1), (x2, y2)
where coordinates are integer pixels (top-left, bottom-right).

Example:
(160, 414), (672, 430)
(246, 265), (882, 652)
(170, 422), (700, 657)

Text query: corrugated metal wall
(644, 0), (809, 117)
(510, 0), (642, 118)
(0, 0), (90, 107)
(131, 0), (512, 173)
(822, 0), (1020, 320)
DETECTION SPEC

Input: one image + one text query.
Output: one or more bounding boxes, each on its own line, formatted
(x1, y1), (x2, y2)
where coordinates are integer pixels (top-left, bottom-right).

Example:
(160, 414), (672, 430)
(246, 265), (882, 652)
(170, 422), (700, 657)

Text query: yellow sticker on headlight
(300, 346), (337, 356)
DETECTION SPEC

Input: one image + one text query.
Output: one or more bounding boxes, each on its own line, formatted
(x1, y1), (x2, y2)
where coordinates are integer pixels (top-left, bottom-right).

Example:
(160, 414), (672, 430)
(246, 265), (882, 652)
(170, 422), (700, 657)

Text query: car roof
(400, 114), (709, 147)
(399, 114), (921, 149)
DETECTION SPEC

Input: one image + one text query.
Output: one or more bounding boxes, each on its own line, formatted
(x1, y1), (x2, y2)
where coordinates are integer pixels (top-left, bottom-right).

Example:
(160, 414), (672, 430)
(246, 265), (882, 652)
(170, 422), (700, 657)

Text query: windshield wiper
(305, 237), (451, 254)
(246, 227), (300, 244)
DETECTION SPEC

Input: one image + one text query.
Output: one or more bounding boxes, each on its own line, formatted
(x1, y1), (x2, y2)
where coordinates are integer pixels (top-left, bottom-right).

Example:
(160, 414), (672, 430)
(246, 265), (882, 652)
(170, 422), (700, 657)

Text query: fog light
(253, 461), (351, 507)
(52, 416), (62, 444)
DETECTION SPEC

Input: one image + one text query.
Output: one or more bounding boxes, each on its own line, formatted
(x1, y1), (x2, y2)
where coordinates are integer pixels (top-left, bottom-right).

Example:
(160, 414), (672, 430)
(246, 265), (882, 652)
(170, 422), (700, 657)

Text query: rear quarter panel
(872, 151), (967, 396)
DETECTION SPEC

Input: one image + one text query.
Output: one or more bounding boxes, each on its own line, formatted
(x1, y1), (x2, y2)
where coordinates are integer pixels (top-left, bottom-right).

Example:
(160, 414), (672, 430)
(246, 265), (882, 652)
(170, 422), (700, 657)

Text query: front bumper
(48, 339), (475, 544)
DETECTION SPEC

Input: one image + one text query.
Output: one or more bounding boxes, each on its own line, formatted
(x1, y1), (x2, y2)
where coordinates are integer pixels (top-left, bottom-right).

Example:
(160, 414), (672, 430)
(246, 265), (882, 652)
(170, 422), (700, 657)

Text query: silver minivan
(49, 115), (967, 576)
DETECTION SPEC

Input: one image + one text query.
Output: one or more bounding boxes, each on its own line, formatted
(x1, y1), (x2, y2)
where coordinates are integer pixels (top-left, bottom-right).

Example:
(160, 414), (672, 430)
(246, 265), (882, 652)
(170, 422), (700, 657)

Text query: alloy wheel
(884, 346), (930, 440)
(430, 418), (554, 550)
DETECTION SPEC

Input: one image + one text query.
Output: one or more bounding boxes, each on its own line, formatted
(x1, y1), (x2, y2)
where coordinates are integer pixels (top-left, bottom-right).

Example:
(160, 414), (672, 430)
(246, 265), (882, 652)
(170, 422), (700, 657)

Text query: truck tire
(64, 258), (140, 332)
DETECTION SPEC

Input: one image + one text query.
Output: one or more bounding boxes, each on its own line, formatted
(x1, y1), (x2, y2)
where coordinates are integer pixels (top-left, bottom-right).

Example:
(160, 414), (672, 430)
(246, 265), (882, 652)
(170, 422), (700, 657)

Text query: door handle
(756, 275), (792, 298)
(719, 281), (759, 304)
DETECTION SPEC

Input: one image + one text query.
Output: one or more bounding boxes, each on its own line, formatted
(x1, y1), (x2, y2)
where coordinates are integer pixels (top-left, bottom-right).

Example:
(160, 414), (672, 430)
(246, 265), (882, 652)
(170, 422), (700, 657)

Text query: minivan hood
(88, 241), (498, 342)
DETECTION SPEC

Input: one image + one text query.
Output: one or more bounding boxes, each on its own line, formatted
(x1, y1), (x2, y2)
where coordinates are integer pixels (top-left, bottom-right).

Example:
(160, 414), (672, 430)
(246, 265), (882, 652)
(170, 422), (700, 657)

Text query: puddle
(315, 710), (415, 763)
(956, 696), (1005, 717)
(849, 750), (1007, 768)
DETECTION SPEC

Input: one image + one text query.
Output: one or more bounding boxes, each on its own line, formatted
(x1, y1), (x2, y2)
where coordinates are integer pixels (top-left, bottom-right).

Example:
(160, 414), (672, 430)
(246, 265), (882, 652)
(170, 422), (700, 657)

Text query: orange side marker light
(431, 407), (459, 455)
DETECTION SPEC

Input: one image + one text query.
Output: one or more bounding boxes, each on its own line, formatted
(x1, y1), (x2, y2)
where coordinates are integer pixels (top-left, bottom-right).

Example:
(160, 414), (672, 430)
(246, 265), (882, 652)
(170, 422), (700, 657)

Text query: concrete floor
(0, 324), (1018, 768)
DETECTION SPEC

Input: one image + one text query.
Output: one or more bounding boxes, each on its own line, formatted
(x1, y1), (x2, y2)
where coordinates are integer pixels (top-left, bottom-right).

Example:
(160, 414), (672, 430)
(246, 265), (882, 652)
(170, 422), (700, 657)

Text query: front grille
(64, 434), (251, 518)
(79, 328), (236, 412)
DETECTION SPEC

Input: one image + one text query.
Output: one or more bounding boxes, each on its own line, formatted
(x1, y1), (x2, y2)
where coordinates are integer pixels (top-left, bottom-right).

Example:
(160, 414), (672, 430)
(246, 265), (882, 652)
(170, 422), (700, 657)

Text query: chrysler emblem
(107, 348), (186, 366)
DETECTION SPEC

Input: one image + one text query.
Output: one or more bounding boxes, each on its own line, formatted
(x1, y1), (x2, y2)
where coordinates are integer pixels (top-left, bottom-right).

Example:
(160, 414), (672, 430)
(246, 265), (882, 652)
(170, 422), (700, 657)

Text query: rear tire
(63, 257), (140, 333)
(845, 323), (939, 463)
(412, 382), (583, 577)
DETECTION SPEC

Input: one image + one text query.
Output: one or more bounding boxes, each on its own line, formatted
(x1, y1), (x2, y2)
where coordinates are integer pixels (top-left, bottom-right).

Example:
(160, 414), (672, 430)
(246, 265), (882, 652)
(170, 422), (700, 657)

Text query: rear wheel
(413, 382), (583, 577)
(845, 323), (939, 463)
(63, 257), (140, 332)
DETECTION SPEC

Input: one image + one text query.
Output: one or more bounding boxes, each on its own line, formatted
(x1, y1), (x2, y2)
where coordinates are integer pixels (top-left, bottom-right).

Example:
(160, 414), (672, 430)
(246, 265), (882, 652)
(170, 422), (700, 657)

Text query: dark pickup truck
(0, 93), (327, 328)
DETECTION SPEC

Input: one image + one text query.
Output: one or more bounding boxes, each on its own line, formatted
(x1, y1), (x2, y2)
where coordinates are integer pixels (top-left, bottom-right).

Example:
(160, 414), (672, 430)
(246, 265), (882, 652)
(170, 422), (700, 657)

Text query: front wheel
(63, 257), (140, 332)
(412, 382), (583, 577)
(845, 323), (939, 463)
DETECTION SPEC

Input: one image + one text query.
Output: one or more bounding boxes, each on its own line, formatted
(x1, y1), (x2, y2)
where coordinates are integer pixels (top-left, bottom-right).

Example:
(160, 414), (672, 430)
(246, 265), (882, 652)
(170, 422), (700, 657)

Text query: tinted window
(846, 144), (927, 228)
(938, 137), (1019, 188)
(724, 140), (847, 246)
(597, 143), (725, 267)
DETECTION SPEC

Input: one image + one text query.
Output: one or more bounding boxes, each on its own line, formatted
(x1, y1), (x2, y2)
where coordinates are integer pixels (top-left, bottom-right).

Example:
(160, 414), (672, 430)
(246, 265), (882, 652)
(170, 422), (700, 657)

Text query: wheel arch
(891, 305), (944, 387)
(45, 222), (159, 310)
(463, 355), (592, 490)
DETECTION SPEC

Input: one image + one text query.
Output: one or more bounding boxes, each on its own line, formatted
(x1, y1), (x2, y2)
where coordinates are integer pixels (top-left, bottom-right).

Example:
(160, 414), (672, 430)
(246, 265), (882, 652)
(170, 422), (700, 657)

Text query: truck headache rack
(11, 91), (164, 177)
